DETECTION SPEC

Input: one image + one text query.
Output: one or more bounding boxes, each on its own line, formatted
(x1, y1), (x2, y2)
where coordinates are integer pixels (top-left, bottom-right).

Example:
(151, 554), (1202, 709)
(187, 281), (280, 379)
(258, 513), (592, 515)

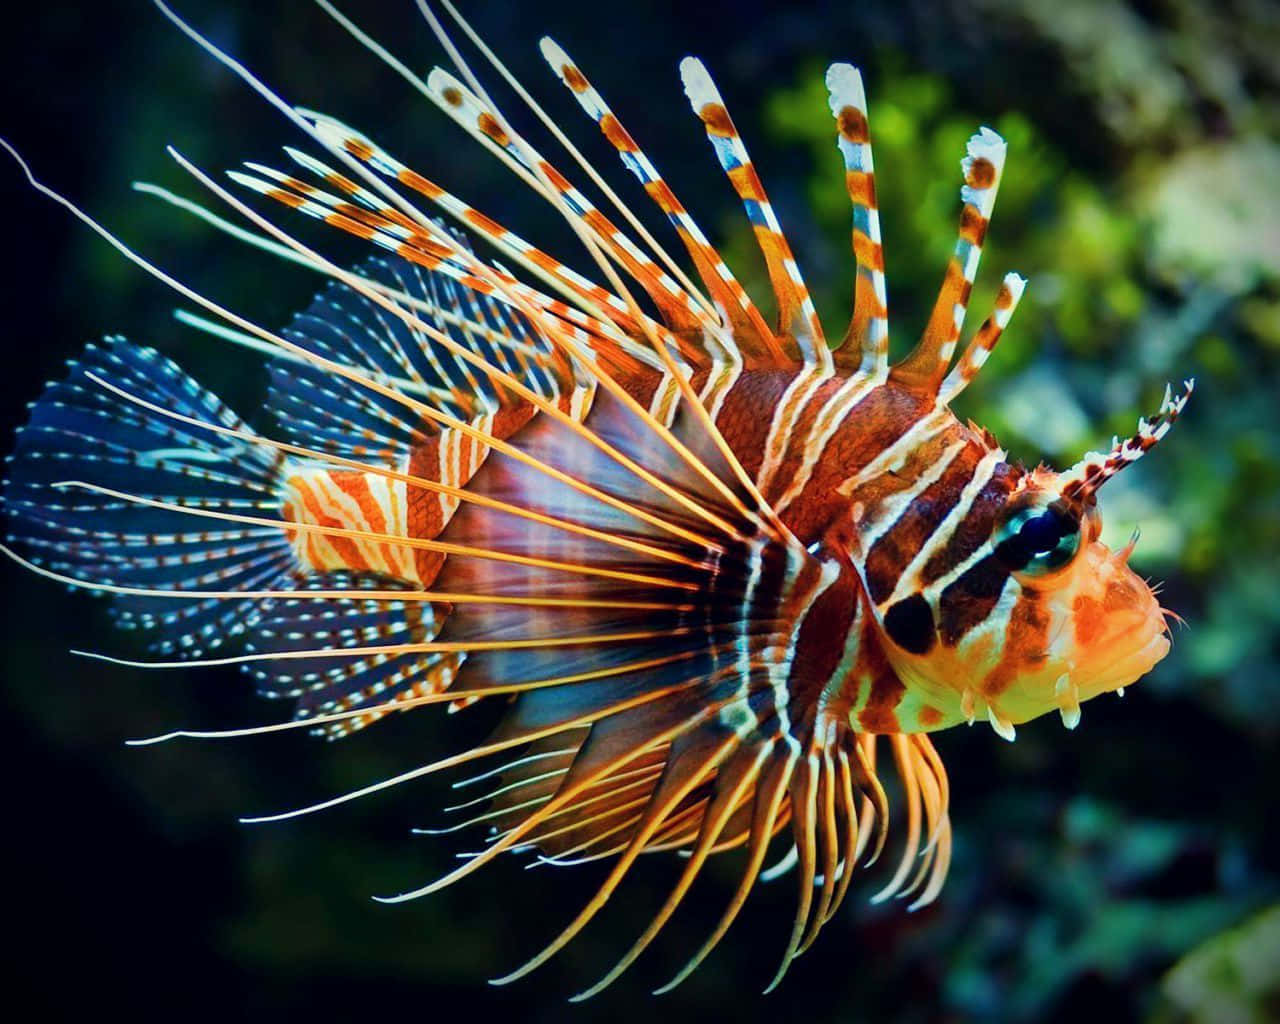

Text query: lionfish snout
(1036, 538), (1172, 726)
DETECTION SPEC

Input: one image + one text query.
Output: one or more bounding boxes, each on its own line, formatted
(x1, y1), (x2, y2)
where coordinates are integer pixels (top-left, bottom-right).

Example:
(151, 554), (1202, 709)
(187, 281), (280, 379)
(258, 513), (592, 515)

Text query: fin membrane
(4, 337), (294, 656)
(245, 570), (459, 739)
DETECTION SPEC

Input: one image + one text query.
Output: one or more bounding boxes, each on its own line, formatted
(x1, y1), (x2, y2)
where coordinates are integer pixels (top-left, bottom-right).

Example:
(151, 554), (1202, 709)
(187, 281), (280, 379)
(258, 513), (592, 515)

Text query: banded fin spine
(895, 127), (1007, 392)
(679, 57), (829, 368)
(938, 271), (1027, 404)
(419, 67), (711, 341)
(826, 63), (889, 375)
(538, 38), (784, 366)
(1059, 380), (1194, 505)
(293, 112), (663, 377)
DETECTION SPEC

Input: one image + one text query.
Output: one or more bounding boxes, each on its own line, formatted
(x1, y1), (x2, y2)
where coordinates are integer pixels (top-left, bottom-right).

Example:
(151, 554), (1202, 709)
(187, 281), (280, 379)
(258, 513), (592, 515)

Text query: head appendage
(678, 57), (830, 369)
(825, 63), (889, 376)
(894, 127), (1008, 391)
(1059, 381), (1195, 506)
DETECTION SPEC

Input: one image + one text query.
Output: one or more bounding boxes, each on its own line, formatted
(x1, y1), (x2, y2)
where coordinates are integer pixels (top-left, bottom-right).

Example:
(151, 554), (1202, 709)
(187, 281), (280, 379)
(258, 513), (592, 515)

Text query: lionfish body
(4, 2), (1190, 995)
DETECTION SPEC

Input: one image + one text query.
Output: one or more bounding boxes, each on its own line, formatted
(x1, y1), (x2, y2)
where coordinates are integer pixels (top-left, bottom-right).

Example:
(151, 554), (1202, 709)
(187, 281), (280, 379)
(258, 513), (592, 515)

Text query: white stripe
(886, 446), (1004, 605)
(856, 438), (968, 552)
(834, 410), (951, 502)
(755, 365), (832, 495)
(768, 372), (881, 515)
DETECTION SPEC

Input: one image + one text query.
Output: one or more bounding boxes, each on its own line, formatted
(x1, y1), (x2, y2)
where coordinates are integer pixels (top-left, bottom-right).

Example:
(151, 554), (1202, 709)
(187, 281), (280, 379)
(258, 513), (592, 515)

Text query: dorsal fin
(893, 128), (1007, 393)
(539, 38), (786, 367)
(679, 57), (830, 369)
(825, 63), (889, 375)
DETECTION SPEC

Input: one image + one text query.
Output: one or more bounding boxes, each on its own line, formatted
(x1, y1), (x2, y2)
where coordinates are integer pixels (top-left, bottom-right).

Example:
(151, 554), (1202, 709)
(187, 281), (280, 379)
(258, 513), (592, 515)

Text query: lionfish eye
(993, 500), (1082, 576)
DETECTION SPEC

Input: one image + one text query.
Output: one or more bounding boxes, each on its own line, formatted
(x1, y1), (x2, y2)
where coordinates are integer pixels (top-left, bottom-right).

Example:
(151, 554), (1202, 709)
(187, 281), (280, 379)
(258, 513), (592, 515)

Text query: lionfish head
(878, 381), (1193, 738)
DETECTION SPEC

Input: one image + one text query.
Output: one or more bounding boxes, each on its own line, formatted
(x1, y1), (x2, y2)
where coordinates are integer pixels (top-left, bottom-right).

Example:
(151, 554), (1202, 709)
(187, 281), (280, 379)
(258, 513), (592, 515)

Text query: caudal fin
(4, 337), (295, 657)
(3, 336), (469, 739)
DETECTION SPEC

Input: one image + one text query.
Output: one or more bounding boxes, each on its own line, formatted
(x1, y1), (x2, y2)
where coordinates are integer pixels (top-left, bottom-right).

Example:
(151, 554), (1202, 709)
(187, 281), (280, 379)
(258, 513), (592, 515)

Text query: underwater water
(2, 1), (1277, 1020)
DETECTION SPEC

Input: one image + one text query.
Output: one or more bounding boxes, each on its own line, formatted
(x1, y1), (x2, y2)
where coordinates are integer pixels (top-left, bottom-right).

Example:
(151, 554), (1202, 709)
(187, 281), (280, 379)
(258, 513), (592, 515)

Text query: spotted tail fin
(3, 338), (294, 656)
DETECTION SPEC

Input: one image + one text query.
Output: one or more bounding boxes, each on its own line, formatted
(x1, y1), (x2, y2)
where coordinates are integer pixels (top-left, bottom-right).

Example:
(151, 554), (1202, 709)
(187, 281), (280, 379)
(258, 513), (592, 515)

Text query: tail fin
(4, 337), (295, 657)
(3, 337), (476, 739)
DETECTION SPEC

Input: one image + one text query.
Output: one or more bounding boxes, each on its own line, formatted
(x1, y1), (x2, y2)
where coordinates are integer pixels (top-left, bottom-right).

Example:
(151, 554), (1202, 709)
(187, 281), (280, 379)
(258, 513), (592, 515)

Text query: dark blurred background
(3, 1), (1277, 1020)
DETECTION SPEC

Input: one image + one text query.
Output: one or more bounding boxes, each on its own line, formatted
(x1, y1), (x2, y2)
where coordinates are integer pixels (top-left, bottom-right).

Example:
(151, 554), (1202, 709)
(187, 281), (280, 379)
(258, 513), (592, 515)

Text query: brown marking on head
(441, 86), (463, 107)
(837, 105), (869, 143)
(938, 555), (1009, 647)
(1072, 593), (1106, 648)
(699, 103), (735, 137)
(1104, 574), (1145, 612)
(919, 705), (943, 728)
(966, 157), (997, 189)
(980, 592), (1051, 698)
(994, 281), (1015, 309)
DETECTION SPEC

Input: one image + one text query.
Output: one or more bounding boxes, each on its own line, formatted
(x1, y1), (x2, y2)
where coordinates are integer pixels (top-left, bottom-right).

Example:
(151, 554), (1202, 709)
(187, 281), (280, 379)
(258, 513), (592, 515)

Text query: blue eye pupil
(995, 504), (1080, 574)
(1019, 512), (1064, 553)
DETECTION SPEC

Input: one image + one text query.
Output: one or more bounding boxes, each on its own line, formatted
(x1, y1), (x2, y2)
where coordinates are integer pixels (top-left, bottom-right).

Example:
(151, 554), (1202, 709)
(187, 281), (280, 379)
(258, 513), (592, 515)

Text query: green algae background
(1, 1), (1276, 1020)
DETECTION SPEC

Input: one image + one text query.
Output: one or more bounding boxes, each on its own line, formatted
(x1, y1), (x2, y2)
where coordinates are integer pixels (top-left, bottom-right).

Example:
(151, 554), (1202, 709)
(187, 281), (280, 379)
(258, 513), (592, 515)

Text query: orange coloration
(1, 17), (1193, 997)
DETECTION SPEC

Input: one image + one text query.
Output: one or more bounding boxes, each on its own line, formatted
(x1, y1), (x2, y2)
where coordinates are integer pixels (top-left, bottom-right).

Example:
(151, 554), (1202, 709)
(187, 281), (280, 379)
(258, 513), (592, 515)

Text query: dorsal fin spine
(894, 127), (1007, 392)
(825, 63), (889, 376)
(678, 57), (829, 369)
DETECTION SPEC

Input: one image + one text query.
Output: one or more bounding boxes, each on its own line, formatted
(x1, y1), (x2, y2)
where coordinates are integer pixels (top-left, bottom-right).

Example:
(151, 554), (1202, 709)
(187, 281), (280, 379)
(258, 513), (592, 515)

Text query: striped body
(3, 4), (1190, 997)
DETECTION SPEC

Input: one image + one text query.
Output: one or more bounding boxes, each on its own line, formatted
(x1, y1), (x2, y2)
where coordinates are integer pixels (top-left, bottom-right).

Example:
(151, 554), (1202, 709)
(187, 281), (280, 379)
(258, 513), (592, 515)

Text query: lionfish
(3, 0), (1190, 997)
